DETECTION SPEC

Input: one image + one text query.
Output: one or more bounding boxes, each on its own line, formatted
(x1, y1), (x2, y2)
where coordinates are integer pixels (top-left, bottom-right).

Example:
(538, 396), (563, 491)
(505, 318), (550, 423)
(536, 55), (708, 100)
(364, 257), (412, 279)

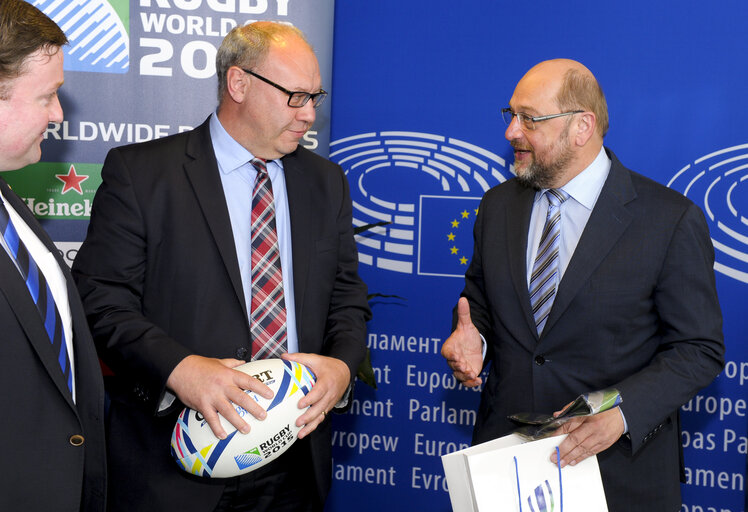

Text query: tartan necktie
(0, 199), (73, 392)
(529, 189), (569, 335)
(249, 158), (288, 360)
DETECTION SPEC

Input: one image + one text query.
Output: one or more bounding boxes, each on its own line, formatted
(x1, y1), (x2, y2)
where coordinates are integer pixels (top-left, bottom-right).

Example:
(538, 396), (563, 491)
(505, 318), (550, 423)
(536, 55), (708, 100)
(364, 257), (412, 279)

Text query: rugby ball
(170, 358), (316, 478)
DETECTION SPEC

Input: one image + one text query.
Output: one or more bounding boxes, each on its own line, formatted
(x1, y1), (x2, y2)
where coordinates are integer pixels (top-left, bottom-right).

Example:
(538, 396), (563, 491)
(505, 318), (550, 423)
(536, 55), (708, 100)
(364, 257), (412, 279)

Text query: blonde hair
(555, 68), (609, 137)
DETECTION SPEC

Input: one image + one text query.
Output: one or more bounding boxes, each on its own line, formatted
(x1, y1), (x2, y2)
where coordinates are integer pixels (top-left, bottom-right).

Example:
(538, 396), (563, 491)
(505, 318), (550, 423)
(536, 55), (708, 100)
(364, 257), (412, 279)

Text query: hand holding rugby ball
(171, 358), (316, 478)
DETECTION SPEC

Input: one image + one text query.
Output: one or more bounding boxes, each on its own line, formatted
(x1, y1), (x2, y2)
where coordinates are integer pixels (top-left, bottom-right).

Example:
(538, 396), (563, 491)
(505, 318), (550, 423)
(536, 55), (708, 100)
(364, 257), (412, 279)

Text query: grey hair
(215, 22), (308, 104)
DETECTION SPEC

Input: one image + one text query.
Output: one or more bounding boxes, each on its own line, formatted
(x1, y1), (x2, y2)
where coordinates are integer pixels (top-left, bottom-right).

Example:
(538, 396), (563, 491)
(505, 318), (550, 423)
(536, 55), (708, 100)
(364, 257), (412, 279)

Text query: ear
(226, 66), (249, 103)
(574, 111), (597, 147)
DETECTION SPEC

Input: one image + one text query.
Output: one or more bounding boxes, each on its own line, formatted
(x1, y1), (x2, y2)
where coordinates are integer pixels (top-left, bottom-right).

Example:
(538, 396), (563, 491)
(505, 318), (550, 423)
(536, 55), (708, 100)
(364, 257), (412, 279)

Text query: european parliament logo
(330, 131), (514, 277)
(668, 143), (748, 284)
(31, 0), (129, 73)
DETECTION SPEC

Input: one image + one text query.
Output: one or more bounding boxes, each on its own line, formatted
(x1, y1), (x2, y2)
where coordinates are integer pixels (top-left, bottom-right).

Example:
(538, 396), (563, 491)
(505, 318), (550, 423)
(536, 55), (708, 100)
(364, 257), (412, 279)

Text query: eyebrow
(510, 104), (540, 115)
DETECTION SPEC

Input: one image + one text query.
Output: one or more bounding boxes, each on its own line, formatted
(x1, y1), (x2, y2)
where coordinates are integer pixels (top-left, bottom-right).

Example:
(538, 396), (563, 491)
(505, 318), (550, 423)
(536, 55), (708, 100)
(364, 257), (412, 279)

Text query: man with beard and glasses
(441, 59), (724, 512)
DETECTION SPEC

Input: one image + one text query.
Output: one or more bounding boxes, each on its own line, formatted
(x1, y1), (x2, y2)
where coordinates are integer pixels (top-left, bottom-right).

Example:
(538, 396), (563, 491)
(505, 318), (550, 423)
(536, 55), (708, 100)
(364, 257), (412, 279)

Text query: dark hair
(0, 0), (67, 99)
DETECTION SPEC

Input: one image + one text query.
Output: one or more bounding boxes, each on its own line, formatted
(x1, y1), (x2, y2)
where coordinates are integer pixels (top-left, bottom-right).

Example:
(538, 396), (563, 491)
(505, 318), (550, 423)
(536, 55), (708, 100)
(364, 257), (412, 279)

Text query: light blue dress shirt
(526, 146), (611, 287)
(209, 113), (299, 354)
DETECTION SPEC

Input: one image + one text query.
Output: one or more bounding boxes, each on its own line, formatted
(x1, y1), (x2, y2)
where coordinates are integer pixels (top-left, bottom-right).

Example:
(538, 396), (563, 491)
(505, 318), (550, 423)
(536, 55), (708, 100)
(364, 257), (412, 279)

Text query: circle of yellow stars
(448, 207), (479, 265)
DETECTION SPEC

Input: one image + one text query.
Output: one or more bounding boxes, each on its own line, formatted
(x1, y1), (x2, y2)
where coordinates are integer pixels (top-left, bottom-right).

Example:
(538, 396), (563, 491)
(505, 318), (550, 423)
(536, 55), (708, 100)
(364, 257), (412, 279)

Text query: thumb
(456, 297), (474, 329)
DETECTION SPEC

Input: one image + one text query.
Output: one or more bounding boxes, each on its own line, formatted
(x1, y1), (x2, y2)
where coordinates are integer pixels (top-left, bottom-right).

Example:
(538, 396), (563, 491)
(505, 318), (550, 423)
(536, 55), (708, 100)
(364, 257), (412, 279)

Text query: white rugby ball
(170, 358), (316, 478)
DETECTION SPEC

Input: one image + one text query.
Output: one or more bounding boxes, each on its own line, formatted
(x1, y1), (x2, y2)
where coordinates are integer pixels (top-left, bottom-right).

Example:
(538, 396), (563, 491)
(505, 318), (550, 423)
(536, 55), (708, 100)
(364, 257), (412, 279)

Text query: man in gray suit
(442, 59), (724, 512)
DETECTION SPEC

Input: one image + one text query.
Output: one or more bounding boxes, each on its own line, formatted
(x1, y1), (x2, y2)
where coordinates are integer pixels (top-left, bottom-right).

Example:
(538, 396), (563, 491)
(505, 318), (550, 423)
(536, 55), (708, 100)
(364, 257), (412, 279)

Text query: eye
(518, 113), (534, 130)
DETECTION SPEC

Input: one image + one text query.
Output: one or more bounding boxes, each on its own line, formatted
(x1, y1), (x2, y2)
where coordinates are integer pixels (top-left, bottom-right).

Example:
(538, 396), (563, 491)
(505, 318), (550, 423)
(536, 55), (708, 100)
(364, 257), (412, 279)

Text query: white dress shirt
(0, 189), (76, 402)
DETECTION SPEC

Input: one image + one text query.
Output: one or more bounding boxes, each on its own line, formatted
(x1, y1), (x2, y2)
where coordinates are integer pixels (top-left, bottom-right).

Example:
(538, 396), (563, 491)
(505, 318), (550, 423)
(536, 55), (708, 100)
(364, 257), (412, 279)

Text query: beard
(513, 126), (574, 190)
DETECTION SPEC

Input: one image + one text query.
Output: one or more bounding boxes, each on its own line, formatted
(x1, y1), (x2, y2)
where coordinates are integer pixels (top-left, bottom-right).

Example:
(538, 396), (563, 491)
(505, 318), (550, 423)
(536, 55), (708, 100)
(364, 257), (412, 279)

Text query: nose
(296, 99), (316, 124)
(49, 94), (64, 124)
(504, 114), (522, 141)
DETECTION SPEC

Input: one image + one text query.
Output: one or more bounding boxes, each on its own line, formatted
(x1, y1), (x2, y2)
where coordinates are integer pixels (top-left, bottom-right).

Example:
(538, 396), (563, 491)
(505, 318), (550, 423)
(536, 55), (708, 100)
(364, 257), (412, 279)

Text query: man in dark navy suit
(0, 1), (106, 510)
(442, 59), (724, 512)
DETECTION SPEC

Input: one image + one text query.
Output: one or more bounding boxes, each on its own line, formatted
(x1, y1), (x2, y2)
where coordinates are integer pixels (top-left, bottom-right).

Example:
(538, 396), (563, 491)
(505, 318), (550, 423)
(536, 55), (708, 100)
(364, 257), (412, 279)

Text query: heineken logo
(3, 162), (101, 220)
(56, 165), (90, 195)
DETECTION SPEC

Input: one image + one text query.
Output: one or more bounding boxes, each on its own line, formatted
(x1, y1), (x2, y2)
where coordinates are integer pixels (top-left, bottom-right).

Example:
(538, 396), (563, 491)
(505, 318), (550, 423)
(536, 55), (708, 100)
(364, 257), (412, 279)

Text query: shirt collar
(209, 112), (281, 174)
(535, 146), (610, 210)
(562, 146), (611, 210)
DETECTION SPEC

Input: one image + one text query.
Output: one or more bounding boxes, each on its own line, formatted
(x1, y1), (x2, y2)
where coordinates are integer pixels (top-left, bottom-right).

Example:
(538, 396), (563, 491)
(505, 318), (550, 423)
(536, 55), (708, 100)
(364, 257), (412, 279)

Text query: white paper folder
(441, 433), (609, 512)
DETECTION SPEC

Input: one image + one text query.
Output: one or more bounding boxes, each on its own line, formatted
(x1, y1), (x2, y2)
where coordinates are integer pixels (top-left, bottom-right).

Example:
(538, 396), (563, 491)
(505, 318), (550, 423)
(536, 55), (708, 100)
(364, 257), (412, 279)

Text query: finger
(200, 407), (229, 440)
(294, 372), (326, 409)
(281, 351), (315, 369)
(553, 422), (592, 465)
(218, 358), (247, 368)
(295, 400), (325, 428)
(297, 408), (327, 439)
(449, 358), (476, 377)
(235, 373), (274, 399)
(456, 297), (473, 329)
(214, 398), (251, 435)
(450, 369), (479, 386)
(461, 376), (483, 388)
(558, 441), (594, 467)
(226, 387), (267, 422)
(552, 401), (574, 418)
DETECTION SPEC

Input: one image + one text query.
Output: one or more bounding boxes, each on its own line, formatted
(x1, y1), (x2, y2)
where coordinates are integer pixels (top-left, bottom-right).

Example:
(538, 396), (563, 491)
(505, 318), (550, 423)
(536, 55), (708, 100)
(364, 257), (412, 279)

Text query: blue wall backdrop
(5, 1), (746, 511)
(326, 2), (747, 512)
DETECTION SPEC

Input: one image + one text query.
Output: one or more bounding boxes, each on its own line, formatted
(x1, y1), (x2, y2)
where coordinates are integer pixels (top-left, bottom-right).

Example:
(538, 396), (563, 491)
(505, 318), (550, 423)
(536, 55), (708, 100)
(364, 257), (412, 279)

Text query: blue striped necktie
(0, 199), (72, 393)
(529, 189), (569, 335)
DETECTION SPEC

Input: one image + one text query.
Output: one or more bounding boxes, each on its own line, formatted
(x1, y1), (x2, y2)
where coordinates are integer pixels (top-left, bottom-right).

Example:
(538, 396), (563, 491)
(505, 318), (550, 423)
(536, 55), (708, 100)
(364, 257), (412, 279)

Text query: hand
(281, 352), (350, 439)
(166, 355), (274, 440)
(441, 297), (484, 387)
(550, 407), (625, 467)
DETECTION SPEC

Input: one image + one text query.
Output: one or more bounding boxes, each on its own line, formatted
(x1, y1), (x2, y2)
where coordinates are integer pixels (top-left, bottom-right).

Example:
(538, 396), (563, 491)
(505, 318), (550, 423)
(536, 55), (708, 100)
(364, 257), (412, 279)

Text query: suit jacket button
(534, 355), (545, 366)
(69, 434), (85, 447)
(236, 347), (248, 359)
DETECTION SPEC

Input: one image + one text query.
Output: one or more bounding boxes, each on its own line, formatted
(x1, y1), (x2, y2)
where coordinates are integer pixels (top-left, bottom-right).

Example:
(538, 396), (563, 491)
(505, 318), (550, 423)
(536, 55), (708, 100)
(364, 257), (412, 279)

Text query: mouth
(511, 143), (532, 162)
(288, 127), (308, 138)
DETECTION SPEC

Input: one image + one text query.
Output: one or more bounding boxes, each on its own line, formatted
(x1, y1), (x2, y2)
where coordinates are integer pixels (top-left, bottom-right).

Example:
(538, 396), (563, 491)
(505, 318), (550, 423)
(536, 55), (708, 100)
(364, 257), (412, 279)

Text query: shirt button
(236, 347), (248, 359)
(534, 355), (546, 366)
(69, 434), (85, 447)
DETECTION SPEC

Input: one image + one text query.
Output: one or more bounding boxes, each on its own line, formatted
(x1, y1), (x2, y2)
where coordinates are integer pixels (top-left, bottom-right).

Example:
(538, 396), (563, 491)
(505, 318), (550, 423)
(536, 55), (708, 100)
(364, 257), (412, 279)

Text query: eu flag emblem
(417, 195), (481, 277)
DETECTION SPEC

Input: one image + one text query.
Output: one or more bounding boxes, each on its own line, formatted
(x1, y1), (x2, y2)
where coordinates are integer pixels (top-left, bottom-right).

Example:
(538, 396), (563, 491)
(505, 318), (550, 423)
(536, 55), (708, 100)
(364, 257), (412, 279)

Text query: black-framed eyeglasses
(501, 107), (584, 131)
(242, 68), (327, 108)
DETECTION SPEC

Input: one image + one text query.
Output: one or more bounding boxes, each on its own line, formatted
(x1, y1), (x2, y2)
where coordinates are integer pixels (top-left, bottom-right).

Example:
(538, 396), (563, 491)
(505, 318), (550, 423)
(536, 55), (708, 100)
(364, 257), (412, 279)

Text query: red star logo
(55, 165), (89, 195)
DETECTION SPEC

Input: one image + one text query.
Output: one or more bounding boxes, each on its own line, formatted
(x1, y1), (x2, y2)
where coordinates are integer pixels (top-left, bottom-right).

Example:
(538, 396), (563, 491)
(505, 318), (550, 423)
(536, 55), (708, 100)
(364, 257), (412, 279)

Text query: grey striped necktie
(529, 189), (569, 335)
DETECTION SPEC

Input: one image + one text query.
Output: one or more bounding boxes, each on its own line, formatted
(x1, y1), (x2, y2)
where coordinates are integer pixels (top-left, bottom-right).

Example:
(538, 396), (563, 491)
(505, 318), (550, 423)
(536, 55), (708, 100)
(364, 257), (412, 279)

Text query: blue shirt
(526, 146), (611, 287)
(209, 113), (299, 354)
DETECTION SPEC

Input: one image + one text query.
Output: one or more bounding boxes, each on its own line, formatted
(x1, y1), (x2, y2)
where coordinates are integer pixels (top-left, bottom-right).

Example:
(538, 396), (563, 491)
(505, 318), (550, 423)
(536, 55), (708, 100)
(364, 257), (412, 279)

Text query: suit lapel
(543, 151), (635, 334)
(281, 150), (311, 335)
(0, 178), (76, 405)
(181, 119), (247, 322)
(506, 184), (541, 341)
